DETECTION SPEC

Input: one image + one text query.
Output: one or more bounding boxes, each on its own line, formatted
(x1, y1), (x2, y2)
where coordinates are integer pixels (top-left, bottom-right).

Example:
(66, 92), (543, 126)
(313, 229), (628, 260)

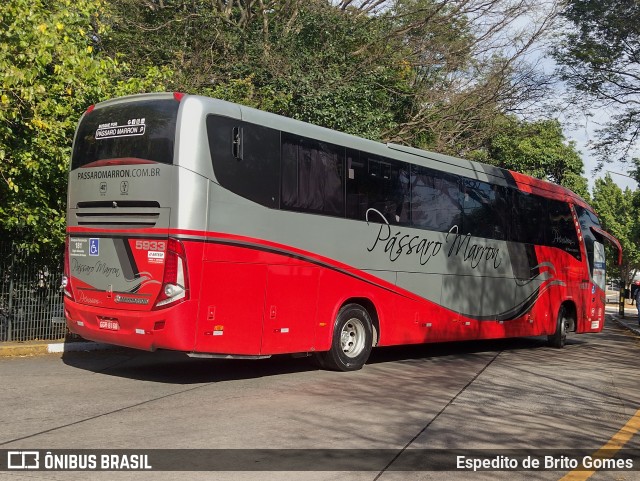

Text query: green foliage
(0, 0), (594, 255)
(102, 0), (583, 172)
(103, 0), (412, 140)
(591, 175), (640, 286)
(259, 3), (410, 139)
(554, 0), (640, 166)
(482, 116), (589, 199)
(0, 0), (171, 254)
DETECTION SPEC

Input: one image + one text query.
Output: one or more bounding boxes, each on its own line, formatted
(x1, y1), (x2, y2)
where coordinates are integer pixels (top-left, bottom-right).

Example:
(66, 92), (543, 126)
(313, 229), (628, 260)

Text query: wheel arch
(548, 299), (577, 348)
(339, 297), (380, 347)
(560, 300), (577, 332)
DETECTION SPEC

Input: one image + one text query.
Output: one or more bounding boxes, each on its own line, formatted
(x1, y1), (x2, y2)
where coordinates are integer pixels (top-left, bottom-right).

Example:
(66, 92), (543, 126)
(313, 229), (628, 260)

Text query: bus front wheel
(548, 306), (569, 348)
(314, 303), (373, 371)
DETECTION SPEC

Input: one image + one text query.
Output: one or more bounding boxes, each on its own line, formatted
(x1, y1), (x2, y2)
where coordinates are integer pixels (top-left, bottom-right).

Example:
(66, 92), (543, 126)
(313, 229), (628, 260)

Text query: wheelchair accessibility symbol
(89, 238), (99, 256)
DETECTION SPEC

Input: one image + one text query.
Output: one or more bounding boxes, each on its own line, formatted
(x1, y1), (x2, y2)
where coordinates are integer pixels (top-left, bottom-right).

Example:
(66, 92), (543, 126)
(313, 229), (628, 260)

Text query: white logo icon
(8, 451), (40, 470)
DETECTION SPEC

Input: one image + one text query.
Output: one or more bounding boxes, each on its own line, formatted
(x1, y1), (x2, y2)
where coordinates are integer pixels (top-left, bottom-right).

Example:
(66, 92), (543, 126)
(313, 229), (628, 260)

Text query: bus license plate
(99, 319), (120, 331)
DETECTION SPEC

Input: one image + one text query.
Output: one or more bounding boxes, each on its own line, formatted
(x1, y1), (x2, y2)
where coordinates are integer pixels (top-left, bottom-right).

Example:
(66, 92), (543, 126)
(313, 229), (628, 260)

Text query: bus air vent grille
(75, 202), (162, 228)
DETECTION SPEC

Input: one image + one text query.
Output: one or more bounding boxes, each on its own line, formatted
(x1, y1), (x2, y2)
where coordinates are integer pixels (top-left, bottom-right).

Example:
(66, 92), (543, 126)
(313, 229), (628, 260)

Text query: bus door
(585, 240), (607, 328)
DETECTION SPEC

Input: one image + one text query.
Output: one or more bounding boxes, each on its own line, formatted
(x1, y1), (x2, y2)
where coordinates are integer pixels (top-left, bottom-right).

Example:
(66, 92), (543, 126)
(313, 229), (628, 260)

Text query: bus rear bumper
(63, 298), (196, 352)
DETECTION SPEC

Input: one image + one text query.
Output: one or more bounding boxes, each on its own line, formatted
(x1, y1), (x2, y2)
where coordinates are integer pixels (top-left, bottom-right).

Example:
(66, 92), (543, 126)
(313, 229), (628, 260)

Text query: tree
(591, 175), (640, 288)
(101, 0), (413, 140)
(379, 0), (560, 156)
(102, 0), (560, 155)
(479, 116), (589, 198)
(0, 0), (580, 256)
(0, 0), (170, 254)
(553, 0), (640, 168)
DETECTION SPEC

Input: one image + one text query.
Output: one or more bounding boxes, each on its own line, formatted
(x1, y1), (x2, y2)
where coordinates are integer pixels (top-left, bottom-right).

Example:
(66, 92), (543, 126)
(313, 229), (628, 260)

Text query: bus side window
(346, 150), (409, 225)
(281, 133), (345, 217)
(511, 190), (547, 245)
(207, 115), (279, 208)
(462, 180), (509, 240)
(346, 150), (368, 221)
(411, 166), (462, 233)
(547, 200), (580, 259)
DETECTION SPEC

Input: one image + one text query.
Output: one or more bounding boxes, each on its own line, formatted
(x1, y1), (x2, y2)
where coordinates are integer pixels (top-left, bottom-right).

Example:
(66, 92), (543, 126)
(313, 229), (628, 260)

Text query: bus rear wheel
(314, 303), (373, 371)
(548, 305), (569, 348)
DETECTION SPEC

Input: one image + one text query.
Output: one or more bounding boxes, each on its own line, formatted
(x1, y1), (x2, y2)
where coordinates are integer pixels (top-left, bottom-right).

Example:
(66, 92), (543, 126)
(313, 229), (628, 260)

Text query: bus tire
(548, 306), (568, 348)
(316, 303), (373, 371)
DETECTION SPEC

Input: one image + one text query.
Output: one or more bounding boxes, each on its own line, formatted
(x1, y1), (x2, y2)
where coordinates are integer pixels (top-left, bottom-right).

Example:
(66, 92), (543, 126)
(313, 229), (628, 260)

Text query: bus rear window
(71, 99), (179, 169)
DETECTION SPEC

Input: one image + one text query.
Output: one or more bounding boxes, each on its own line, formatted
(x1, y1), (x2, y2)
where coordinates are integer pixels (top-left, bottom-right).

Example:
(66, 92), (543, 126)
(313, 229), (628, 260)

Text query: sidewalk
(605, 303), (640, 336)
(0, 338), (117, 357)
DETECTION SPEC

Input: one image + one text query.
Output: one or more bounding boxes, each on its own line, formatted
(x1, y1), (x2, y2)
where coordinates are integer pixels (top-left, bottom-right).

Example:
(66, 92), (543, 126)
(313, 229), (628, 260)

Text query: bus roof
(91, 92), (592, 210)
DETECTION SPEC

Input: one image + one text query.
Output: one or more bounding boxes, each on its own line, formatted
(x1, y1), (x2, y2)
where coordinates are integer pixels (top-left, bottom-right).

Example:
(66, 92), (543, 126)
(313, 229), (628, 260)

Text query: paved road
(1, 315), (639, 481)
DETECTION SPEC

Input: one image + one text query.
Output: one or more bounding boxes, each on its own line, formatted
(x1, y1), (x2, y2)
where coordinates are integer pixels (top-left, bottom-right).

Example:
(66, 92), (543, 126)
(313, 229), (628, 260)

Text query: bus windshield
(71, 99), (179, 169)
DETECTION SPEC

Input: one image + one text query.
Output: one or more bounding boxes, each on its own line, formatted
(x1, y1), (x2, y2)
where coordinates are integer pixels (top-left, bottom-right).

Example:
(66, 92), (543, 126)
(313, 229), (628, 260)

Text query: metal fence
(0, 243), (66, 342)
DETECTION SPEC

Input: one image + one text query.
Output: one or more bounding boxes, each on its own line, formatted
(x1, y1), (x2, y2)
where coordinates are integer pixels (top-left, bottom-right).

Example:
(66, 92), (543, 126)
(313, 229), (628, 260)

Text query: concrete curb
(610, 317), (640, 336)
(606, 307), (640, 336)
(0, 340), (117, 357)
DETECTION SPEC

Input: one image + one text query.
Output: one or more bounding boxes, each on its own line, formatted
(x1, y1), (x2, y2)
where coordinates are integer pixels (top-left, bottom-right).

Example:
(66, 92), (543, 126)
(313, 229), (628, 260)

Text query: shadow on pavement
(60, 329), (594, 385)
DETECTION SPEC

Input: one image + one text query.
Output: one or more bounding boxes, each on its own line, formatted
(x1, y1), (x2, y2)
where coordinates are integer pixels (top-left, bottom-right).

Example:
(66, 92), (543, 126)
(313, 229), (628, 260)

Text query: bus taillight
(62, 236), (74, 301)
(154, 238), (189, 309)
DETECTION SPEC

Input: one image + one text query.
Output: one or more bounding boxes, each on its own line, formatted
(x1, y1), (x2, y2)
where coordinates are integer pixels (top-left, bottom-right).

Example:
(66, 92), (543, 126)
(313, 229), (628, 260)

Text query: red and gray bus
(63, 92), (622, 370)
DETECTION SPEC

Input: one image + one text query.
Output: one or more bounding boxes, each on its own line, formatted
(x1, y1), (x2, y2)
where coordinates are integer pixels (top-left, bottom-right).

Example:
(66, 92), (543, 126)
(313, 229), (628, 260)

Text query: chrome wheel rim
(340, 317), (366, 358)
